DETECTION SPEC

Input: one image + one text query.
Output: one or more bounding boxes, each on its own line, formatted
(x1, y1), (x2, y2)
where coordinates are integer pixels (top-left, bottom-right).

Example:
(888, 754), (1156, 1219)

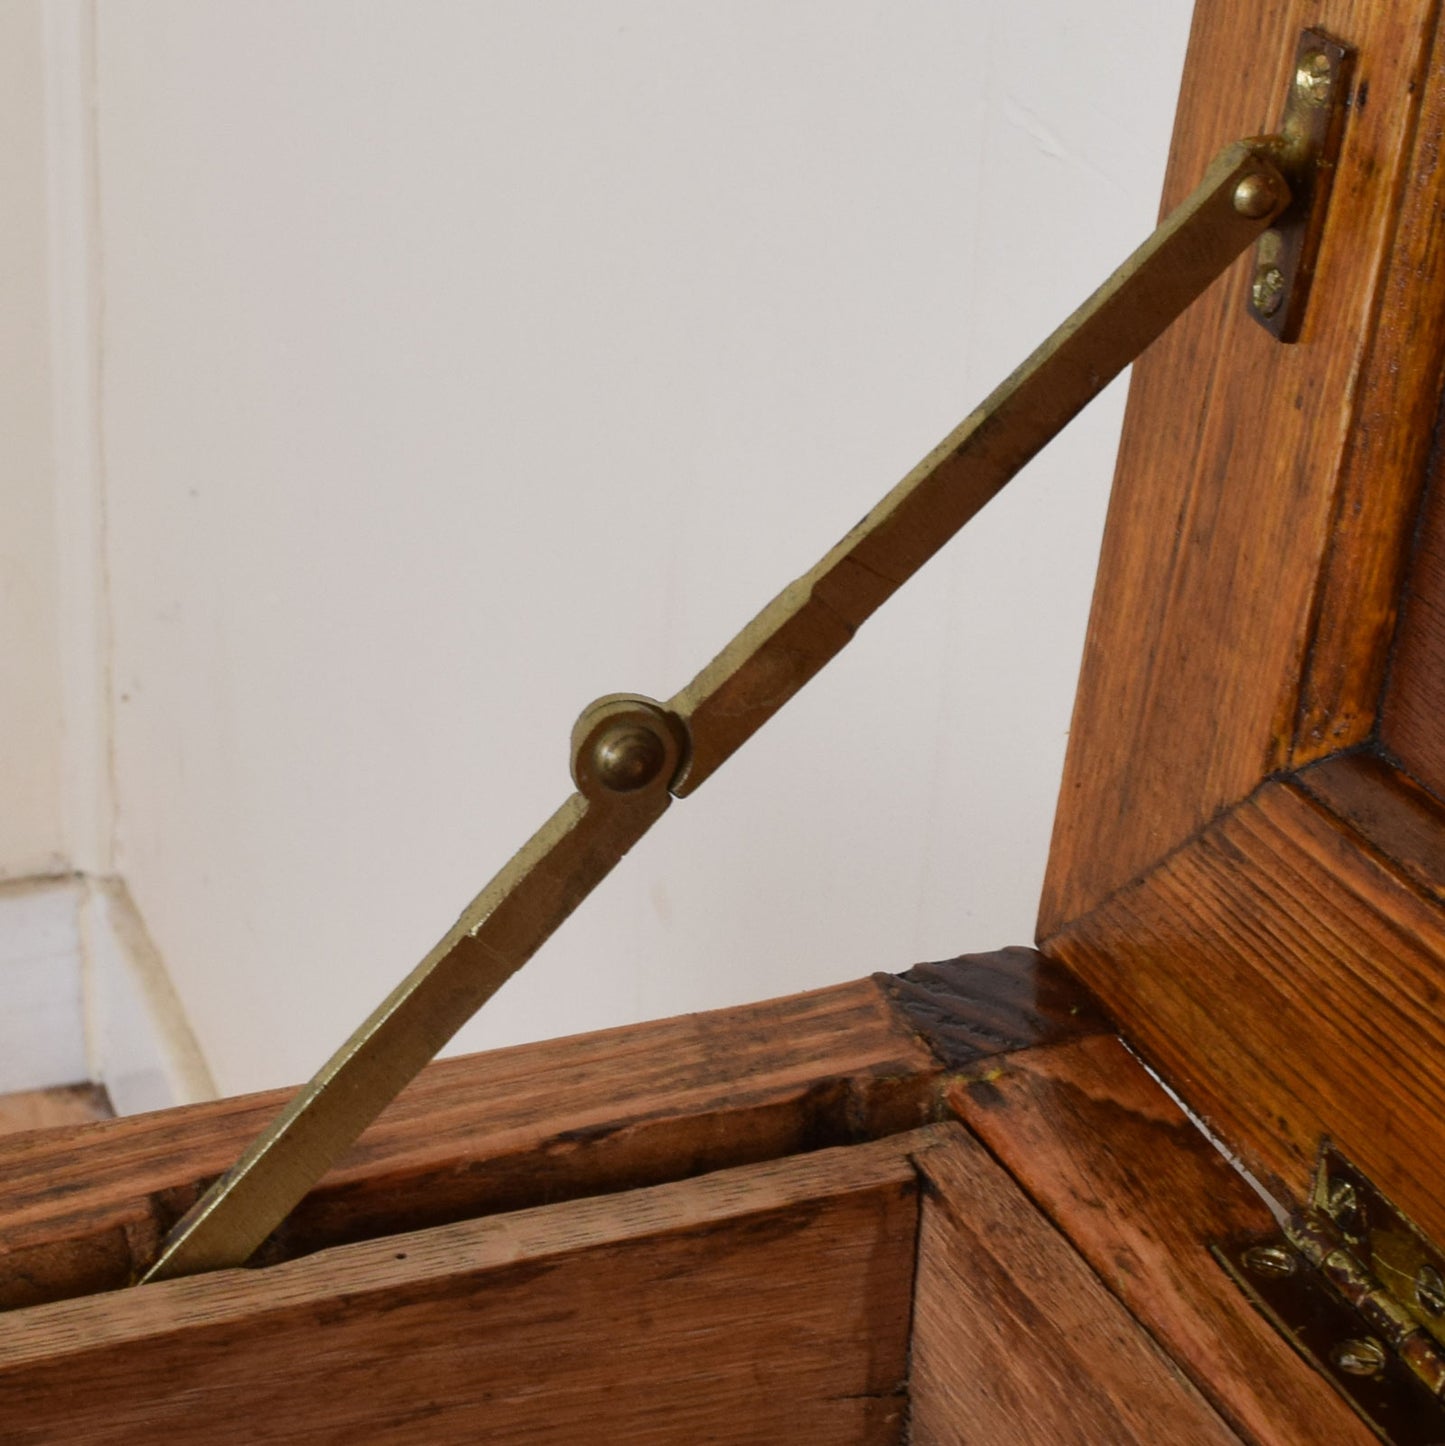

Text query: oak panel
(0, 1136), (921, 1444)
(1042, 0), (1445, 932)
(0, 976), (937, 1309)
(1045, 778), (1445, 1248)
(1297, 749), (1445, 902)
(1382, 429), (1445, 798)
(0, 951), (1106, 1311)
(908, 1126), (1240, 1446)
(1293, 18), (1445, 764)
(949, 1034), (1374, 1446)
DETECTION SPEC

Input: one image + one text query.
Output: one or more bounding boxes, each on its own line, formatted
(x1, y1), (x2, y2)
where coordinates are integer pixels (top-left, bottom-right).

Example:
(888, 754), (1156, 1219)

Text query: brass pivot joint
(571, 694), (690, 798)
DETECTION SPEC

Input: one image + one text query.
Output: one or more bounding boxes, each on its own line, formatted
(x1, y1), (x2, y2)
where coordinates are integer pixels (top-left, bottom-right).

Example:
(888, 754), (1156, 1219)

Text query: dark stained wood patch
(874, 946), (1111, 1069)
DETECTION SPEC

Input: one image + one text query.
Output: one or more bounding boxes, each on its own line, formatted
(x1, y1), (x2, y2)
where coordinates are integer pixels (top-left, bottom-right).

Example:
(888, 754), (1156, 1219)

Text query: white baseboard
(0, 874), (215, 1112)
(0, 876), (89, 1093)
(81, 878), (216, 1113)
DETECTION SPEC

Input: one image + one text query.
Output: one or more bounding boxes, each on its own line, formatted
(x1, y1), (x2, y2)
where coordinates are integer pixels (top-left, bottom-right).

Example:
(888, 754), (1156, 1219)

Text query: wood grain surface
(0, 1086), (110, 1138)
(1047, 778), (1445, 1250)
(1042, 0), (1445, 933)
(0, 951), (1107, 1311)
(1291, 6), (1445, 766)
(1, 1047), (1357, 1442)
(1297, 748), (1445, 903)
(1036, 0), (1445, 1280)
(0, 976), (935, 1309)
(949, 1034), (1375, 1446)
(1382, 430), (1445, 797)
(0, 1134), (923, 1445)
(907, 1125), (1241, 1446)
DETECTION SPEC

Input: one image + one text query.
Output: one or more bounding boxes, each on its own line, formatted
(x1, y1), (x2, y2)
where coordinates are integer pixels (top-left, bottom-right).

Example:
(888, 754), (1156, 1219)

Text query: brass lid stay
(141, 85), (1347, 1283)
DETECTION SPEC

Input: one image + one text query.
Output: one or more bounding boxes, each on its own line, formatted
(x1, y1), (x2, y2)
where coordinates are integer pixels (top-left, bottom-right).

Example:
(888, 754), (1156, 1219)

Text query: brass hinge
(1216, 1146), (1445, 1445)
(1244, 28), (1354, 340)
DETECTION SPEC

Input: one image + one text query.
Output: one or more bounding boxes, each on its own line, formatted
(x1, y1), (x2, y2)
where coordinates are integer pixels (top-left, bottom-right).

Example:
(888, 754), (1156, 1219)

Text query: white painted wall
(85, 1), (1193, 1098)
(0, 3), (66, 880)
(0, 3), (169, 1109)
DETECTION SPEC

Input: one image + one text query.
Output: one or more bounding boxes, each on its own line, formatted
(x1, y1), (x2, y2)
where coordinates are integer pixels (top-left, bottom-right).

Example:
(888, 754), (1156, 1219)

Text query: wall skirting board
(0, 874), (215, 1114)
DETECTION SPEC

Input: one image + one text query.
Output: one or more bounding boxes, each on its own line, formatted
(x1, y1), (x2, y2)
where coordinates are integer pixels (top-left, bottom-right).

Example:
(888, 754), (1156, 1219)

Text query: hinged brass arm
(143, 138), (1292, 1283)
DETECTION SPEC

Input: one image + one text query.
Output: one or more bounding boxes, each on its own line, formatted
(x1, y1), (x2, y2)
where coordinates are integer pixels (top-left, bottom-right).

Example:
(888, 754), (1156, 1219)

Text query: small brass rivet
(590, 723), (666, 793)
(1243, 1244), (1297, 1278)
(1295, 50), (1333, 107)
(1232, 174), (1278, 219)
(1417, 1263), (1445, 1318)
(1331, 1337), (1387, 1377)
(1252, 264), (1286, 317)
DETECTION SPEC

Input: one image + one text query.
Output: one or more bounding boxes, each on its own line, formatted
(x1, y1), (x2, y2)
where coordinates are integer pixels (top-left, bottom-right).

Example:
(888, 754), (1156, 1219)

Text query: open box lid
(1039, 0), (1445, 1253)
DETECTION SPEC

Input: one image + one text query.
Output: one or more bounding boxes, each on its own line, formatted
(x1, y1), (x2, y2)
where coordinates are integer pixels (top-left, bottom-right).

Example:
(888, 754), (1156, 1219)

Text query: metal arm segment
(668, 141), (1291, 790)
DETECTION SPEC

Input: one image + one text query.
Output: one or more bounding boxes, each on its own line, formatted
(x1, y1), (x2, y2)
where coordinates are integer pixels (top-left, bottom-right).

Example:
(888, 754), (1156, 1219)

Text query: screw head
(1243, 1244), (1297, 1279)
(589, 723), (667, 793)
(1233, 173), (1279, 219)
(1331, 1337), (1387, 1378)
(1252, 263), (1286, 317)
(1295, 50), (1333, 107)
(1325, 1178), (1368, 1242)
(1417, 1263), (1445, 1319)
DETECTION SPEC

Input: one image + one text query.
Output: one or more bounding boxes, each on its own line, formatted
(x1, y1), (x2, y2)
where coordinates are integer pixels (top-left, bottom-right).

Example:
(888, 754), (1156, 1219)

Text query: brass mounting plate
(1215, 1144), (1445, 1445)
(1314, 1147), (1445, 1354)
(1247, 27), (1354, 341)
(1216, 1236), (1445, 1445)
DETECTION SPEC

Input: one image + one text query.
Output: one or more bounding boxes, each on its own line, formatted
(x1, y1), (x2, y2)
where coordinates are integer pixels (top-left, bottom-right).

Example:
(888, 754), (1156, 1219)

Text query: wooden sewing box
(3, 1), (1445, 1439)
